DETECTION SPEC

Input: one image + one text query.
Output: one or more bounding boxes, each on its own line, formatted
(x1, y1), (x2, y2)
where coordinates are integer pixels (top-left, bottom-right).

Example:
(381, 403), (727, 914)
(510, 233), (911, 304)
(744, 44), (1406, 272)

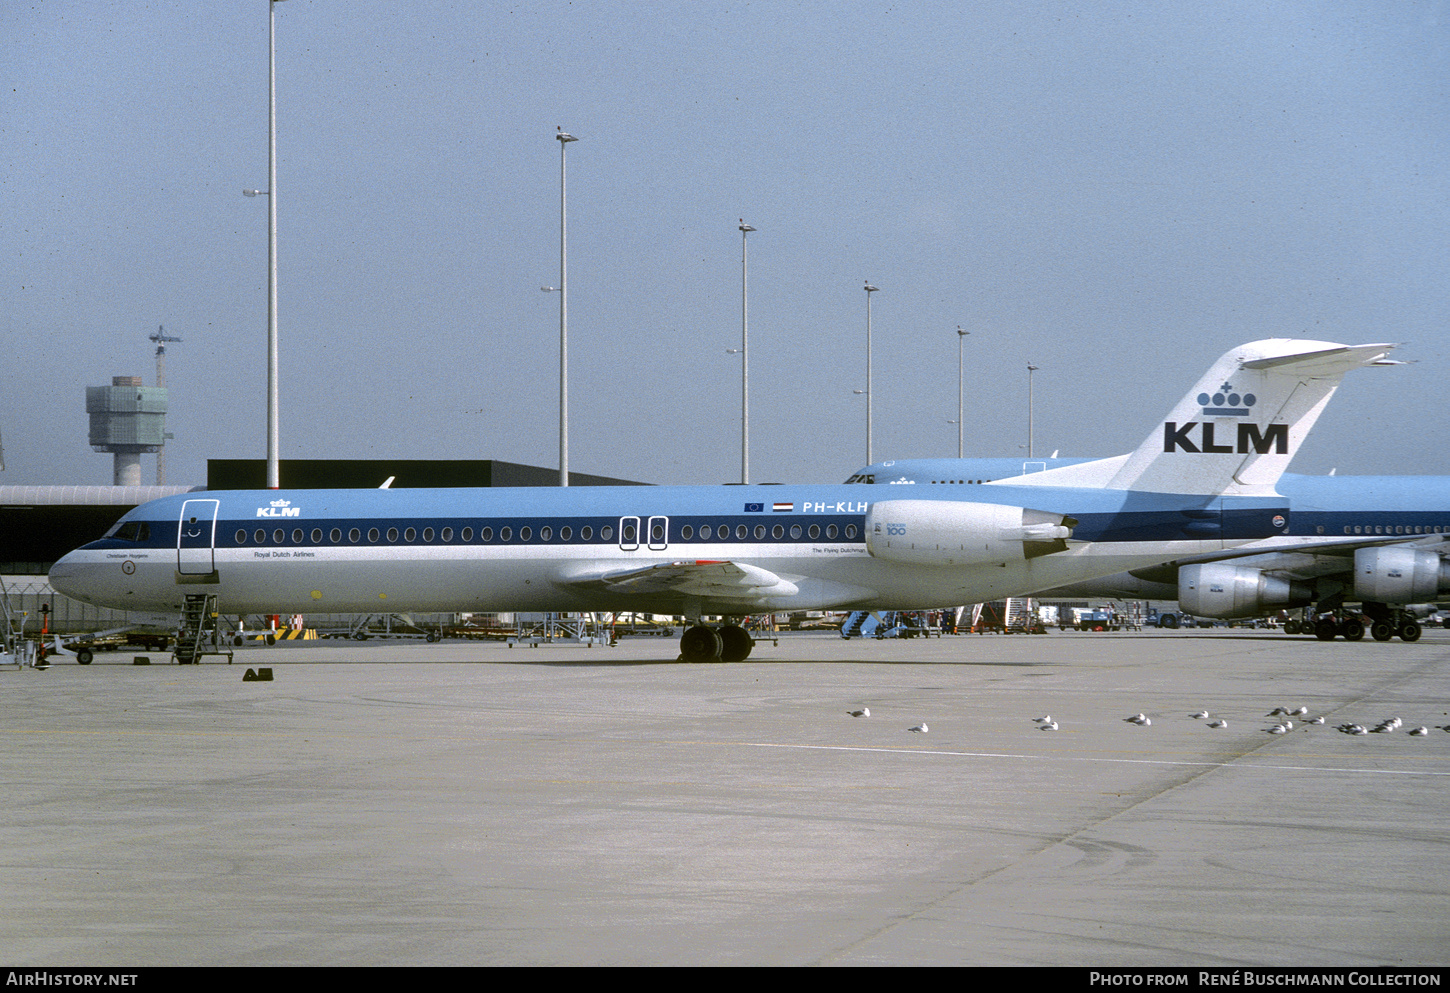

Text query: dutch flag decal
(773, 502), (793, 513)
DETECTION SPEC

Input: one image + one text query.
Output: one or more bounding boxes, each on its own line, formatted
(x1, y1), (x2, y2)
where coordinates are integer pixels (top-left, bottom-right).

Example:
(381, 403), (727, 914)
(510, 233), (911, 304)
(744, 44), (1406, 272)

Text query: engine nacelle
(1353, 546), (1450, 604)
(865, 500), (1074, 567)
(1178, 562), (1313, 619)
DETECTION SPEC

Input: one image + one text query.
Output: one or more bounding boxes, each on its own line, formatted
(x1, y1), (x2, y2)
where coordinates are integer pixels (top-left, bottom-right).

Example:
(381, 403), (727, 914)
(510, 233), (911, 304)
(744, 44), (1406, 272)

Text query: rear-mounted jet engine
(865, 500), (1076, 567)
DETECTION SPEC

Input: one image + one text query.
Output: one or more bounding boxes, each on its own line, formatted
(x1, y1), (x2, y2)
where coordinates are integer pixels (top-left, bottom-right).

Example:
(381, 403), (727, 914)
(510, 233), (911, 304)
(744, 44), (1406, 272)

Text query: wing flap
(589, 560), (800, 599)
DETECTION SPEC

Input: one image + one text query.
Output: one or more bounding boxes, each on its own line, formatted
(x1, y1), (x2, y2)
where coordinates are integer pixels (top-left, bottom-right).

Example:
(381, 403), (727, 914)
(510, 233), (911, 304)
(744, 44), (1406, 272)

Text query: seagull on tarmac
(1208, 719), (1228, 729)
(847, 708), (870, 718)
(1307, 716), (1326, 725)
(1409, 726), (1429, 736)
(1267, 707), (1289, 717)
(1038, 720), (1059, 731)
(1289, 706), (1309, 717)
(1267, 724), (1290, 734)
(1190, 711), (1210, 720)
(908, 723), (928, 733)
(1034, 715), (1053, 724)
(1125, 713), (1151, 726)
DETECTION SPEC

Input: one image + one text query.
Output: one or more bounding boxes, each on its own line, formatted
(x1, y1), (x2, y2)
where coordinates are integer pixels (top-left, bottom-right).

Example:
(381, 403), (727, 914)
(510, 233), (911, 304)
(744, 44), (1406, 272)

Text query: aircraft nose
(49, 550), (98, 605)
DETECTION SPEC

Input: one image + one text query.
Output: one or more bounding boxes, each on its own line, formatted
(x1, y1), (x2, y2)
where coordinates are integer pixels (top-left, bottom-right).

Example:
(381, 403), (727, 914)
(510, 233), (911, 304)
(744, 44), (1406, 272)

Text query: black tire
(679, 625), (723, 663)
(718, 624), (754, 663)
(1371, 622), (1394, 642)
(76, 648), (93, 665)
(1342, 619), (1365, 641)
(1400, 621), (1422, 643)
(1314, 619), (1339, 641)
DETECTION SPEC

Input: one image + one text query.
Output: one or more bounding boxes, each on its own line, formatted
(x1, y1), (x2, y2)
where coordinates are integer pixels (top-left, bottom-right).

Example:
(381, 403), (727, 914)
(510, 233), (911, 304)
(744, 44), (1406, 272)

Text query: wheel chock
(242, 667), (274, 682)
(133, 656), (150, 665)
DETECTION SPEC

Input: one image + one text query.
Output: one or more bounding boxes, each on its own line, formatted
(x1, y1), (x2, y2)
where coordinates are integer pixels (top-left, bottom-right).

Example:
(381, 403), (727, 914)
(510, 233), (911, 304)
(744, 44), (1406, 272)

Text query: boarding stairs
(172, 594), (233, 665)
(1004, 597), (1034, 633)
(841, 610), (890, 639)
(0, 575), (19, 656)
(0, 575), (21, 667)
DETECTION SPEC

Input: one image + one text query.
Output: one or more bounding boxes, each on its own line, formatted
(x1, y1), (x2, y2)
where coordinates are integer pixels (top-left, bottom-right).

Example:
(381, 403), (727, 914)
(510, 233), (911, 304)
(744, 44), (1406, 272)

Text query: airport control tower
(87, 376), (168, 486)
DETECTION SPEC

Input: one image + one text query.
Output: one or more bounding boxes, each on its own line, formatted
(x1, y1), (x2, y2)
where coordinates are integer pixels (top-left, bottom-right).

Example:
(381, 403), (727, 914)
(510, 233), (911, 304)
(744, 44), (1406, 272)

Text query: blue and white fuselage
(48, 481), (1288, 616)
(49, 339), (1402, 659)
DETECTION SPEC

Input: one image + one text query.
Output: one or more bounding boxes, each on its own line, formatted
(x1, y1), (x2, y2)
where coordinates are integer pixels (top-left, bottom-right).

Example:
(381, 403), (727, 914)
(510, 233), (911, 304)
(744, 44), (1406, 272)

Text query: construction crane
(148, 325), (182, 484)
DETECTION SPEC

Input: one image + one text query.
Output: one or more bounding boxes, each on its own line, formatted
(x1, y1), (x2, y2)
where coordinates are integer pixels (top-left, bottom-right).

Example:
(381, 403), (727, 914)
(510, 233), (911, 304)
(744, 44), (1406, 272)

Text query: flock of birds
(844, 704), (1450, 738)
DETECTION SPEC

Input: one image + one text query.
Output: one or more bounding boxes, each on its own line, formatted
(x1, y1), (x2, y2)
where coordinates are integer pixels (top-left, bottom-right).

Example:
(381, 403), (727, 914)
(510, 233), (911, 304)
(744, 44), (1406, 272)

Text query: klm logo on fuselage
(257, 499), (301, 518)
(1163, 422), (1289, 454)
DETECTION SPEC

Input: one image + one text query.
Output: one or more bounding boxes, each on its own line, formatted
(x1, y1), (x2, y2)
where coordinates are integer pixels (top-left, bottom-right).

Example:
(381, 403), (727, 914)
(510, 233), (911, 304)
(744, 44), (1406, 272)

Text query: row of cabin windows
(237, 524), (598, 545)
(234, 521), (858, 546)
(1337, 524), (1449, 535)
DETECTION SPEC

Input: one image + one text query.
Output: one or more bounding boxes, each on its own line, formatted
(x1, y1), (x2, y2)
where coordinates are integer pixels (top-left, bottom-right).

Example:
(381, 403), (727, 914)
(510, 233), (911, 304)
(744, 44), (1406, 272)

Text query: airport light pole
(241, 0), (288, 490)
(956, 326), (969, 458)
(556, 127), (578, 487)
(738, 220), (755, 484)
(863, 282), (879, 466)
(1027, 361), (1039, 458)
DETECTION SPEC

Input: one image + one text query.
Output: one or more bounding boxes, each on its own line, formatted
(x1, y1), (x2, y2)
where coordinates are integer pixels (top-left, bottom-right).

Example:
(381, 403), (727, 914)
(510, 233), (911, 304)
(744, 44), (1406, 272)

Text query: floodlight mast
(149, 325), (183, 484)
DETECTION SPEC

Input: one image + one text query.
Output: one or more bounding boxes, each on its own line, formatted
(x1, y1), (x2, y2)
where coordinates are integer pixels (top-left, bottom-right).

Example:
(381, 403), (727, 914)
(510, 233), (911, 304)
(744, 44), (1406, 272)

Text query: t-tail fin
(1107, 339), (1396, 494)
(1013, 339), (1397, 495)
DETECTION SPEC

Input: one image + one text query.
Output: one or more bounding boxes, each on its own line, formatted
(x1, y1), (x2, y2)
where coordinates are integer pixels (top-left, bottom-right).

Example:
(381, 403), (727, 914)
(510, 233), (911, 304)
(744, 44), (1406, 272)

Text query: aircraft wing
(563, 560), (800, 600)
(1126, 533), (1450, 586)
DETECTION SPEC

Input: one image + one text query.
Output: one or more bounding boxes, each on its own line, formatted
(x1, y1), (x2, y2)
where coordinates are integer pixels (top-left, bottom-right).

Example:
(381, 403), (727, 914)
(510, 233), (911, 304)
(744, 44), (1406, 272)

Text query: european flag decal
(744, 503), (764, 513)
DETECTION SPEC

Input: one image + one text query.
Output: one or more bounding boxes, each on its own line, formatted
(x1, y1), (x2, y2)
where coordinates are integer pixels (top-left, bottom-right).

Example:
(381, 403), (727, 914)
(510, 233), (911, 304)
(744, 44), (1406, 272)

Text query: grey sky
(4, 1), (1447, 487)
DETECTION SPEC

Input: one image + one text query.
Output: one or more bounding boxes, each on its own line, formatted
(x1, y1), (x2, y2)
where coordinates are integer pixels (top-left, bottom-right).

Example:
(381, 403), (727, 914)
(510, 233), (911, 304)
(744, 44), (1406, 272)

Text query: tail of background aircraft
(1013, 339), (1396, 494)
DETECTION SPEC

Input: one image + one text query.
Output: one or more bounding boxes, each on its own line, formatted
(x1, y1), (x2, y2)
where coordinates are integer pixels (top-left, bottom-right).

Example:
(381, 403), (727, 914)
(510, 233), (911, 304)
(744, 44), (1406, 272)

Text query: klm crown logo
(1198, 382), (1257, 417)
(257, 498), (301, 518)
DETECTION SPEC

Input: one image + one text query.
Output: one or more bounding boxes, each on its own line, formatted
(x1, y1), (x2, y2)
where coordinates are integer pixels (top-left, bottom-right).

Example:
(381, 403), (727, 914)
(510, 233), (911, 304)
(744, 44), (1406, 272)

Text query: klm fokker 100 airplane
(50, 338), (1400, 662)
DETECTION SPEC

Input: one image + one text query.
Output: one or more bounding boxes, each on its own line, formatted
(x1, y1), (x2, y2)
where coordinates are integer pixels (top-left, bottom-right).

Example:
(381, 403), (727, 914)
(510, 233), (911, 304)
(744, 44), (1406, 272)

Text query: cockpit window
(110, 521), (151, 542)
(843, 473), (875, 484)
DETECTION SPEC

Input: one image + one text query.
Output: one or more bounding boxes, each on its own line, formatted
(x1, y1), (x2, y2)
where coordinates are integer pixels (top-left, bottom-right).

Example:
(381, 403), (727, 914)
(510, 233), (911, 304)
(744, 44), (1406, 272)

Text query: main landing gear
(1306, 607), (1421, 643)
(678, 622), (754, 663)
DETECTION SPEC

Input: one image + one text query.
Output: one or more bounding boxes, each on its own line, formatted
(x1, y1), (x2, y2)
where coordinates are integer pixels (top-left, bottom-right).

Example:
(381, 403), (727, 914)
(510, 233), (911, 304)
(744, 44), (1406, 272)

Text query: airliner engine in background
(847, 462), (1450, 642)
(50, 339), (1395, 661)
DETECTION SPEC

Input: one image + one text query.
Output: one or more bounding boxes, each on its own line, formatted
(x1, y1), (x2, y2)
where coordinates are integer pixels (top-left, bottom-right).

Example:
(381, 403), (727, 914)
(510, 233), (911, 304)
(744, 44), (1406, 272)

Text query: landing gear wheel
(1342, 619), (1365, 642)
(1400, 621), (1422, 643)
(1314, 619), (1339, 641)
(679, 625), (723, 663)
(1284, 619), (1301, 635)
(1370, 621), (1394, 642)
(718, 624), (754, 663)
